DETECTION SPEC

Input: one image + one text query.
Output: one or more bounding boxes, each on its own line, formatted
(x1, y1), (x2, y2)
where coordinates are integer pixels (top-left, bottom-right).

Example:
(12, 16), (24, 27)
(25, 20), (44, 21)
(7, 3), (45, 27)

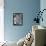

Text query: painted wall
(40, 0), (46, 26)
(40, 0), (46, 45)
(4, 0), (40, 42)
(0, 0), (4, 42)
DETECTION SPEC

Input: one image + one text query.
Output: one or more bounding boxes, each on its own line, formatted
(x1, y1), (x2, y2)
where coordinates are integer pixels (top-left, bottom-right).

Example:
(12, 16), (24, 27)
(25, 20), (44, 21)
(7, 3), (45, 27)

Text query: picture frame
(13, 13), (23, 26)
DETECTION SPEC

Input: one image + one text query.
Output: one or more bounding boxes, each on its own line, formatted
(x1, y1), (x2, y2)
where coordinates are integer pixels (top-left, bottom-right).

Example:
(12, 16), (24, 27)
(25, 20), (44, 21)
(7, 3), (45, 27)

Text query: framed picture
(13, 13), (23, 26)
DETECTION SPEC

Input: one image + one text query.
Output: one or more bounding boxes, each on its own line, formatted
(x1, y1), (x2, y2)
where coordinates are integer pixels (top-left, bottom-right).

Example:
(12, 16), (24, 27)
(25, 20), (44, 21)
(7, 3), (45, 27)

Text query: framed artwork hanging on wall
(13, 13), (23, 26)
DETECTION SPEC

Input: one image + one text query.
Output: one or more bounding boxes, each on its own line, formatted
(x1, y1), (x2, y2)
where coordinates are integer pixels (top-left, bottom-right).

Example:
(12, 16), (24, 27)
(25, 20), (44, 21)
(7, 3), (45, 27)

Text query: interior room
(0, 0), (46, 46)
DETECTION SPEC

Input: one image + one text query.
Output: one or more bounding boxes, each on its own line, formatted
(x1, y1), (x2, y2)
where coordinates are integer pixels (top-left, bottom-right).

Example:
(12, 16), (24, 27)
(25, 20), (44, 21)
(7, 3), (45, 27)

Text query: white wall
(0, 0), (4, 42)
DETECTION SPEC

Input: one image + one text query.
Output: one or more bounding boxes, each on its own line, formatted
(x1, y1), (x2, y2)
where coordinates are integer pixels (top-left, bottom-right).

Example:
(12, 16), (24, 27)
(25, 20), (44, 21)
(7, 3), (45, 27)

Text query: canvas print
(13, 13), (23, 25)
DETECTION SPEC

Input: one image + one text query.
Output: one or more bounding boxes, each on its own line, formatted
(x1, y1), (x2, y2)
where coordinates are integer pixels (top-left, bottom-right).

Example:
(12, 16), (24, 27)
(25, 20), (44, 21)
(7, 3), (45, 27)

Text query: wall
(0, 0), (4, 42)
(4, 0), (40, 42)
(40, 0), (46, 26)
(40, 0), (46, 45)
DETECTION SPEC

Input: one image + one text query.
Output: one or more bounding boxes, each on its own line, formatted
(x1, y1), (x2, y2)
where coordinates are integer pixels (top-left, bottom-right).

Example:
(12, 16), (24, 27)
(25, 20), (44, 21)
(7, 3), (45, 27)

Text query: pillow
(17, 37), (25, 46)
(23, 32), (34, 46)
(6, 41), (17, 46)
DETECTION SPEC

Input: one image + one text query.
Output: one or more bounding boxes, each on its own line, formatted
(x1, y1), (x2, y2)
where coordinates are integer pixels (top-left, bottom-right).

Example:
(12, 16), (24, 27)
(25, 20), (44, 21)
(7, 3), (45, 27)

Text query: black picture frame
(13, 13), (23, 26)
